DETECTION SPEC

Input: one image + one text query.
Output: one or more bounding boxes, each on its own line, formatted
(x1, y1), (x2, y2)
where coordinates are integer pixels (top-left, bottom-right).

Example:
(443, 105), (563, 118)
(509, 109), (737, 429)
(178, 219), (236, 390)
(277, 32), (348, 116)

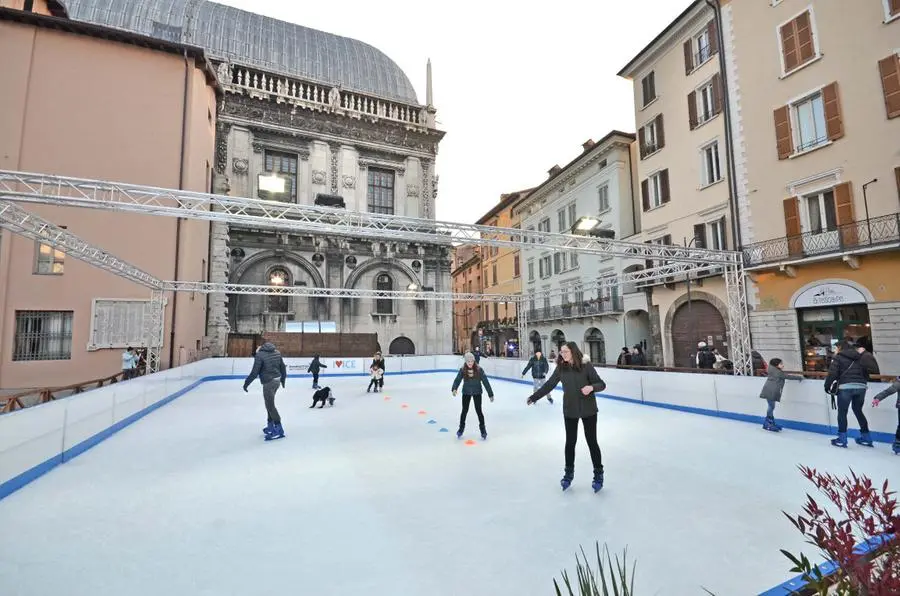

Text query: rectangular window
(527, 260), (534, 281)
(553, 253), (562, 275)
(804, 189), (837, 234)
(779, 9), (818, 75)
(641, 169), (670, 211)
(538, 218), (550, 233)
(707, 219), (726, 250)
(639, 114), (665, 157)
(35, 241), (65, 275)
(695, 29), (711, 66)
(793, 92), (827, 152)
(598, 185), (610, 212)
(570, 251), (579, 269)
(557, 209), (567, 232)
(260, 150), (298, 202)
(492, 263), (498, 285)
(514, 255), (521, 277)
(683, 20), (718, 74)
(367, 168), (395, 214)
(13, 310), (74, 361)
(697, 82), (715, 124)
(90, 299), (154, 349)
(540, 255), (552, 278)
(567, 203), (577, 230)
(641, 71), (656, 106)
(700, 141), (722, 186)
(774, 82), (843, 159)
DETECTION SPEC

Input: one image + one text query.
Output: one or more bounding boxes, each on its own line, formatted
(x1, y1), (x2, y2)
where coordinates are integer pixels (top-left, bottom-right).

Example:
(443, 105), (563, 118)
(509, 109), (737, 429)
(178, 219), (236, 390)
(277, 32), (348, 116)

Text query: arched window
(375, 273), (393, 314)
(267, 267), (291, 313)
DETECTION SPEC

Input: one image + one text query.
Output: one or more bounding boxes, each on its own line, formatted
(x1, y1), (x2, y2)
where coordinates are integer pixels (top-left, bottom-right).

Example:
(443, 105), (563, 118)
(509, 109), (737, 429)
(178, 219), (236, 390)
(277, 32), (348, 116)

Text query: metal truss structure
(0, 170), (754, 374)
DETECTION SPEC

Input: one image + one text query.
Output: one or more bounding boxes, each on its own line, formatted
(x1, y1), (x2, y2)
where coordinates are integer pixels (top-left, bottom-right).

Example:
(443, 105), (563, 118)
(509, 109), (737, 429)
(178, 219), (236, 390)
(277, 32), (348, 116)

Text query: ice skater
(872, 375), (900, 455)
(451, 351), (494, 440)
(521, 350), (553, 404)
(243, 342), (287, 440)
(367, 352), (385, 392)
(308, 354), (326, 389)
(525, 341), (607, 492)
(758, 358), (804, 432)
(824, 340), (880, 448)
(310, 386), (335, 408)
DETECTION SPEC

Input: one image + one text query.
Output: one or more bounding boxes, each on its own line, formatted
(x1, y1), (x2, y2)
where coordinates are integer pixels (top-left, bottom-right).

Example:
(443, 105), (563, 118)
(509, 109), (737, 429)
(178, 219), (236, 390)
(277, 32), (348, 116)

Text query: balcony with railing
(742, 214), (900, 268)
(477, 317), (518, 331)
(527, 297), (624, 323)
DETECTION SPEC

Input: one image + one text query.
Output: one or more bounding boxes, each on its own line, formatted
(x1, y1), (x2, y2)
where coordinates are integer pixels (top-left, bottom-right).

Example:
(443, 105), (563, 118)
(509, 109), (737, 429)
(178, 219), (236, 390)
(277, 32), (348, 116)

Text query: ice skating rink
(1, 373), (897, 595)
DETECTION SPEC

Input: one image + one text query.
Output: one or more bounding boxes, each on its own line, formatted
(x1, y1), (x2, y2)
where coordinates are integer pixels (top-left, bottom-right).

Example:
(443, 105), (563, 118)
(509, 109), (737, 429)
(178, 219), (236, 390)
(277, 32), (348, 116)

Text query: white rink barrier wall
(2, 355), (897, 503)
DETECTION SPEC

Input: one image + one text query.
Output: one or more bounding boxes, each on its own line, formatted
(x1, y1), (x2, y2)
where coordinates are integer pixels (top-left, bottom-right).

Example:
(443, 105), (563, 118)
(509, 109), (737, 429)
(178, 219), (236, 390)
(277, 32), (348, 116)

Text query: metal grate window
(367, 168), (395, 215)
(14, 311), (74, 361)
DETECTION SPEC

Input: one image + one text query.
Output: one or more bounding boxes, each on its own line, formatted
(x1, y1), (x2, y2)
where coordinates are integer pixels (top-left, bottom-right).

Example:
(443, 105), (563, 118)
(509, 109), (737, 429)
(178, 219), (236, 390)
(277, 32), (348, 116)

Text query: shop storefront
(795, 283), (871, 372)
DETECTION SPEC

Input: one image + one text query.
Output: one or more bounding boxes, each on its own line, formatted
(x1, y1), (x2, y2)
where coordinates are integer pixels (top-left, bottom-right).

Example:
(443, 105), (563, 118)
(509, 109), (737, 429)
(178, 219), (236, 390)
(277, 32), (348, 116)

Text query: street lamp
(862, 178), (877, 243)
(571, 216), (615, 238)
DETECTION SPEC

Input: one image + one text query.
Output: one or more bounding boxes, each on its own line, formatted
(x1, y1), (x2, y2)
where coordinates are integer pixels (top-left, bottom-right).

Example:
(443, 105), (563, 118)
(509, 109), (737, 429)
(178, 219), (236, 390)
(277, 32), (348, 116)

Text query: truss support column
(144, 289), (166, 374)
(724, 262), (753, 376)
(518, 296), (528, 359)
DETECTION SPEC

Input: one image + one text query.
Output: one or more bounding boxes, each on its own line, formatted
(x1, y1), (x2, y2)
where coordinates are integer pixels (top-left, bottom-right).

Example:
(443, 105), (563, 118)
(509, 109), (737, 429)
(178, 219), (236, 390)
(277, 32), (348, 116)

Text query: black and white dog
(310, 386), (335, 408)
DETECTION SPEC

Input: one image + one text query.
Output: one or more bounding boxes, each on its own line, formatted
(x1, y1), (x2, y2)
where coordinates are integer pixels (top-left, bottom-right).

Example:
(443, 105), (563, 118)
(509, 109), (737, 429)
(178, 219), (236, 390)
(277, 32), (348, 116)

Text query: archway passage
(550, 329), (566, 349)
(529, 330), (542, 354)
(584, 327), (606, 364)
(389, 336), (415, 355)
(670, 300), (726, 368)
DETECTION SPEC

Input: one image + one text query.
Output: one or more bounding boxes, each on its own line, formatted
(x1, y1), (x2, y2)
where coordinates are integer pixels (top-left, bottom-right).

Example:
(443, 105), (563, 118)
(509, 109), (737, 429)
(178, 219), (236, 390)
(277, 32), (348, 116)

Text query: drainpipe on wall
(170, 50), (190, 368)
(704, 0), (743, 251)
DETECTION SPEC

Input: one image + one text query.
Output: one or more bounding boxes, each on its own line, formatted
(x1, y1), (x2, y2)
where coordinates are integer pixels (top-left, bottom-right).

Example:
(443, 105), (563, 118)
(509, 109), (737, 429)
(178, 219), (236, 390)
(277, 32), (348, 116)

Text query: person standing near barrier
(824, 340), (879, 448)
(872, 376), (900, 455)
(759, 358), (804, 432)
(308, 354), (326, 389)
(525, 342), (607, 492)
(451, 352), (494, 440)
(521, 350), (553, 404)
(243, 342), (287, 441)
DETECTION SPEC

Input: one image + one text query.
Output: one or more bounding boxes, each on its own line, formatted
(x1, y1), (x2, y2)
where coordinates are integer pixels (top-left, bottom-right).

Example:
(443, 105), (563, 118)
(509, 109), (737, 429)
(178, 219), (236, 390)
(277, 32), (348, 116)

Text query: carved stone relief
(329, 144), (339, 194)
(342, 175), (356, 189)
(406, 184), (419, 198)
(232, 158), (249, 174)
(311, 170), (327, 185)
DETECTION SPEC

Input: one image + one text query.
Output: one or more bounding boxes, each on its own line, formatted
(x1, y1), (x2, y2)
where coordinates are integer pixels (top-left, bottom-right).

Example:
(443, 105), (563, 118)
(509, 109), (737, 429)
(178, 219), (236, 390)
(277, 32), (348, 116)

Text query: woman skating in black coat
(526, 341), (607, 492)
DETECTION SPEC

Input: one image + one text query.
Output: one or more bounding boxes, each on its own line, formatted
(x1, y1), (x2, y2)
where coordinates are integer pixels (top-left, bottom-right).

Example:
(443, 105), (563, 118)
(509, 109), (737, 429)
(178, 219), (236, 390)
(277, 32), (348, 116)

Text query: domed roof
(61, 0), (420, 104)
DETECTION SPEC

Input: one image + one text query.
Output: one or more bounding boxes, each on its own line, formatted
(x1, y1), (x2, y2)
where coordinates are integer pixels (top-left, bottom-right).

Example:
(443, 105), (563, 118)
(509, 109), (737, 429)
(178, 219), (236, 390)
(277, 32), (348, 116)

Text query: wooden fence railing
(0, 371), (124, 414)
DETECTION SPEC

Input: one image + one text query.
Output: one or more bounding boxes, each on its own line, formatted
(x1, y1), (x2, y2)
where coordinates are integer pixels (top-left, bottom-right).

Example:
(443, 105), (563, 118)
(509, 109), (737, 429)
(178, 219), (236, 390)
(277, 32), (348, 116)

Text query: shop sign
(794, 283), (867, 309)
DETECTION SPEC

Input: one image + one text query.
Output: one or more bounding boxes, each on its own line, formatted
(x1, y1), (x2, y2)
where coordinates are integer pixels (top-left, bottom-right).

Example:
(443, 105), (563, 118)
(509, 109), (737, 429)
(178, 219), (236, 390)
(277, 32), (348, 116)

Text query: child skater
(310, 386), (335, 408)
(759, 358), (804, 432)
(307, 354), (326, 389)
(872, 375), (900, 455)
(367, 367), (384, 393)
(451, 352), (494, 440)
(525, 342), (607, 492)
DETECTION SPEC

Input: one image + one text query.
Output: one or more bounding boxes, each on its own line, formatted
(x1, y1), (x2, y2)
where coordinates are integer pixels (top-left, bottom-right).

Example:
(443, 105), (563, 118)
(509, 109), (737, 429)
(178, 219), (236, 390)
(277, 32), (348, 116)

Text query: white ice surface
(1, 373), (898, 595)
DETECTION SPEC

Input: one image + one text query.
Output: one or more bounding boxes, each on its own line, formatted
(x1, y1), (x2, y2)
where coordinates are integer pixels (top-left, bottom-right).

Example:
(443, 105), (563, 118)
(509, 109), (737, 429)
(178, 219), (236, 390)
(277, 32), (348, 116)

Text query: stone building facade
(65, 0), (452, 356)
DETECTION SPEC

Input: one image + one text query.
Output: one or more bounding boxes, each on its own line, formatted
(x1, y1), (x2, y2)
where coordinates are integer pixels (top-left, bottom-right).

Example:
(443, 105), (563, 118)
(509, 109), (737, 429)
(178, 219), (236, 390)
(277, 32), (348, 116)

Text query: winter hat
(464, 352), (475, 364)
(697, 341), (707, 348)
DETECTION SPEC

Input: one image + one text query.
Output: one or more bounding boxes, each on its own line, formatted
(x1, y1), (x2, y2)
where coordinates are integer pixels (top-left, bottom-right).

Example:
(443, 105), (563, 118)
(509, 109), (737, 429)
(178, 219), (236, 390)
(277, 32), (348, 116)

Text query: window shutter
(660, 169), (671, 204)
(773, 105), (793, 160)
(647, 71), (655, 101)
(712, 73), (723, 116)
(656, 114), (665, 149)
(693, 223), (707, 248)
(718, 216), (728, 249)
(638, 125), (647, 158)
(641, 179), (650, 211)
(896, 167), (900, 201)
(822, 82), (844, 141)
(878, 54), (900, 119)
(684, 40), (694, 74)
(780, 21), (799, 72)
(795, 11), (815, 64)
(833, 182), (858, 247)
(688, 91), (698, 129)
(891, 0), (900, 16)
(707, 20), (719, 56)
(783, 198), (803, 256)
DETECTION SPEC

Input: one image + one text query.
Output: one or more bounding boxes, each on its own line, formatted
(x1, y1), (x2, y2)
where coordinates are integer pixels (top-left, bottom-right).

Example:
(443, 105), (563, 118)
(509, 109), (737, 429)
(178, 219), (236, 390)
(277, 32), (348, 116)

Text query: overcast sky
(216, 0), (694, 224)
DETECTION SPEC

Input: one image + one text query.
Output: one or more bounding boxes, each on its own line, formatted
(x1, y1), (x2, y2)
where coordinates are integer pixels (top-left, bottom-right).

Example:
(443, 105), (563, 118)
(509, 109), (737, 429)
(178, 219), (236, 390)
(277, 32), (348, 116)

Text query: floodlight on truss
(0, 171), (754, 375)
(0, 170), (741, 265)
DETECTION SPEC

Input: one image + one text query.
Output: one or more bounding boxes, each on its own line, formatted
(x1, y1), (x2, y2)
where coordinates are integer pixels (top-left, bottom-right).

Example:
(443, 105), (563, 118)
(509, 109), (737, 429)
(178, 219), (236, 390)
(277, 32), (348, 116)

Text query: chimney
(548, 165), (562, 178)
(582, 139), (595, 151)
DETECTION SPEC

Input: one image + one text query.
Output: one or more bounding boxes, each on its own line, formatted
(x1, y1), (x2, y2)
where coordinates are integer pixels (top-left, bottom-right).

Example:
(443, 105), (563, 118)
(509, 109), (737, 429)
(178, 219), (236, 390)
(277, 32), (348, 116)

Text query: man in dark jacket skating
(244, 342), (288, 440)
(522, 350), (553, 404)
(824, 340), (879, 448)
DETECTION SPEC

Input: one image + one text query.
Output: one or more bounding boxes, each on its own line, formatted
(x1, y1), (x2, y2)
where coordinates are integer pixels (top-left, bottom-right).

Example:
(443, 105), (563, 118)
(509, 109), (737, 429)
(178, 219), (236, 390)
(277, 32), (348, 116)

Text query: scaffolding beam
(0, 170), (741, 264)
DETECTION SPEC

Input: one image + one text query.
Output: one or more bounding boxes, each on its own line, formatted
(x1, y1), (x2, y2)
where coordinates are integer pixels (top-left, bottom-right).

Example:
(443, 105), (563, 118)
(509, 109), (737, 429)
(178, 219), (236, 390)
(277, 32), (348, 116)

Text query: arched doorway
(389, 336), (415, 355)
(670, 300), (726, 368)
(550, 329), (566, 350)
(584, 328), (606, 364)
(529, 330), (542, 354)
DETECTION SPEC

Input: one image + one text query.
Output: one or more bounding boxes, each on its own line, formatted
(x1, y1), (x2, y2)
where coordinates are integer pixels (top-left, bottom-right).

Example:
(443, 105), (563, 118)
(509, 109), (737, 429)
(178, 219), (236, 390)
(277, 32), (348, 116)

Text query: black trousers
(312, 372), (319, 386)
(836, 388), (869, 434)
(564, 414), (603, 472)
(459, 394), (485, 432)
(895, 408), (900, 441)
(262, 377), (282, 425)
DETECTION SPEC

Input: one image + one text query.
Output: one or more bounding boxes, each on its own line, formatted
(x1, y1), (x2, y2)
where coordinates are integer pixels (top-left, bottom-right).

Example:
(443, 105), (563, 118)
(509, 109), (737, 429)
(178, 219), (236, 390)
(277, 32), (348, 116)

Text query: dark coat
(522, 356), (550, 378)
(758, 367), (803, 402)
(308, 357), (326, 374)
(528, 362), (607, 419)
(370, 358), (385, 372)
(452, 364), (493, 397)
(873, 379), (900, 409)
(823, 350), (878, 393)
(244, 342), (287, 389)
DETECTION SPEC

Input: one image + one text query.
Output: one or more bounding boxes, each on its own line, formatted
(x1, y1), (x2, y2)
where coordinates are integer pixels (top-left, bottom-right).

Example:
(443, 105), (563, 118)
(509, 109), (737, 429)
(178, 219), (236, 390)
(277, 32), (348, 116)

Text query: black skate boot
(592, 468), (604, 493)
(560, 467), (574, 491)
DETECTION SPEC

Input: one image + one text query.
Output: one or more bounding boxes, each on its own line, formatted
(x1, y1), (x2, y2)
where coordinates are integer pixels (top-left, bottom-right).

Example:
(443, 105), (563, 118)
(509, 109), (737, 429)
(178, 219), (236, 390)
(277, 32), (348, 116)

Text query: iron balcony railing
(477, 317), (518, 330)
(527, 297), (624, 323)
(742, 213), (900, 267)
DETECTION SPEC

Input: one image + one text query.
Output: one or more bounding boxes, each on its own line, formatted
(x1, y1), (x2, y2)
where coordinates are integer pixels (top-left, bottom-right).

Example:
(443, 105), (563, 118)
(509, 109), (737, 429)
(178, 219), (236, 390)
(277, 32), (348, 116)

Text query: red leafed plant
(781, 465), (900, 595)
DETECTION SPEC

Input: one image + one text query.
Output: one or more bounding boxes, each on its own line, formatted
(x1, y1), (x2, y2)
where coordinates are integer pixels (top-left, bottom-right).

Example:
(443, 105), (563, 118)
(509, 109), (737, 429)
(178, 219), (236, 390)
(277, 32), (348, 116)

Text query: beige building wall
(451, 246), (482, 353)
(619, 0), (735, 368)
(0, 12), (219, 389)
(722, 0), (900, 372)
